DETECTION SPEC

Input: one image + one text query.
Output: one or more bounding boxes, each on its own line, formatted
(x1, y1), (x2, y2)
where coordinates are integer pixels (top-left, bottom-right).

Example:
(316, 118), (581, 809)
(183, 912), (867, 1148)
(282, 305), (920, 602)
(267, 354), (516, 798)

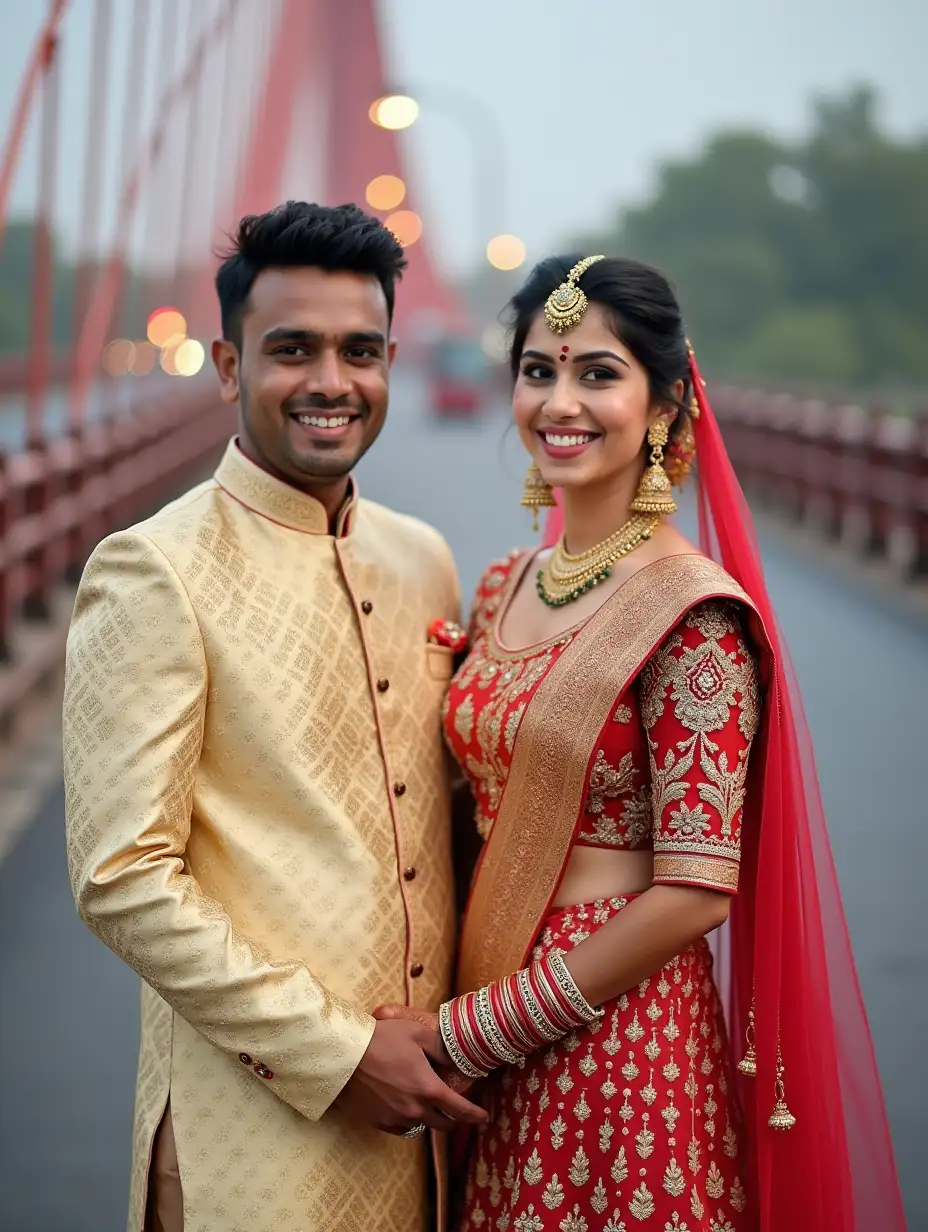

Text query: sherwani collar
(214, 438), (358, 537)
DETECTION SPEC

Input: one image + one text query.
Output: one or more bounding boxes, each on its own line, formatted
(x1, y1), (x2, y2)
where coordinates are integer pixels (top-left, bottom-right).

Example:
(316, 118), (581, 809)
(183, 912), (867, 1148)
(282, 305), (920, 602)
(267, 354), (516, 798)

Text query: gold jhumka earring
(520, 463), (557, 533)
(630, 421), (678, 516)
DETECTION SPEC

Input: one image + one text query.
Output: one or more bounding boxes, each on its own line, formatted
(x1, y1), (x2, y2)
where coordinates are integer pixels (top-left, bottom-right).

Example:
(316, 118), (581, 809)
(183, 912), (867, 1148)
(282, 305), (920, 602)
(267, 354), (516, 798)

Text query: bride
(379, 254), (903, 1231)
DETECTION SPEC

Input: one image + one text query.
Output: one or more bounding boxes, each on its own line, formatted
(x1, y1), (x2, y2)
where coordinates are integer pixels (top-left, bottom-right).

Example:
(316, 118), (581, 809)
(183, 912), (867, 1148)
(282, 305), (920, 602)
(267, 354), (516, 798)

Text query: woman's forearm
(434, 885), (731, 1082)
(562, 884), (731, 1007)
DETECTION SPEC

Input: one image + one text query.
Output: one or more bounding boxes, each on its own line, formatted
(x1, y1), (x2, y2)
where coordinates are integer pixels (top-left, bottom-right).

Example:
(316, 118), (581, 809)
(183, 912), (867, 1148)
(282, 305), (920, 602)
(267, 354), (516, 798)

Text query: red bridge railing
(0, 391), (232, 732)
(713, 387), (928, 576)
(1, 386), (925, 736)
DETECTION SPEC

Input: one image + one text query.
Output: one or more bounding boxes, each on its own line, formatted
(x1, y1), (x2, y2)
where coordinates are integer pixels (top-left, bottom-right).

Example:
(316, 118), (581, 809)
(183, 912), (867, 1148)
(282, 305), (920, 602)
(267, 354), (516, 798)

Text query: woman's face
(513, 303), (668, 494)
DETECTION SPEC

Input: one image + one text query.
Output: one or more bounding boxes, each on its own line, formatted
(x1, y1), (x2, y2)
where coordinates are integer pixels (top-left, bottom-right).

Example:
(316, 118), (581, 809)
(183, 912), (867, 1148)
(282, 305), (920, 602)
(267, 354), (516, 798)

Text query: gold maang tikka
(544, 255), (607, 334)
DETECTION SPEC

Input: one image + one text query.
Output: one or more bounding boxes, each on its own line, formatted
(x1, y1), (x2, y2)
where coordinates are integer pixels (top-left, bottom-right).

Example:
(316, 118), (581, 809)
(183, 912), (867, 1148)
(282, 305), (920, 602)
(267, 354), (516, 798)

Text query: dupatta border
(456, 552), (755, 995)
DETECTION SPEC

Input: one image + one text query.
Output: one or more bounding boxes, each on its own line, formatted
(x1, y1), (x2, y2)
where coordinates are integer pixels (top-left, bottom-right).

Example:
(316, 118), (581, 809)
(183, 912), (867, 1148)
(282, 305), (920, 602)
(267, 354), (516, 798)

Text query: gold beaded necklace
(536, 513), (660, 608)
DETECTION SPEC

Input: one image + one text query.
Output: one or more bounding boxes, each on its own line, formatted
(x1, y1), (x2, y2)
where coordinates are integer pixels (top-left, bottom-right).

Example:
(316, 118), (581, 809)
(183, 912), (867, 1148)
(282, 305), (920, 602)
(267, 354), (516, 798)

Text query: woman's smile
(536, 427), (602, 459)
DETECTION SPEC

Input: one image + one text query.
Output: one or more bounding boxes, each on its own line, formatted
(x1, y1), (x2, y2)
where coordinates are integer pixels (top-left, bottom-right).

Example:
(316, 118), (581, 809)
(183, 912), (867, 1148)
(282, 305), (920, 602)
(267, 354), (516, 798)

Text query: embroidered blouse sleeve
(639, 599), (760, 895)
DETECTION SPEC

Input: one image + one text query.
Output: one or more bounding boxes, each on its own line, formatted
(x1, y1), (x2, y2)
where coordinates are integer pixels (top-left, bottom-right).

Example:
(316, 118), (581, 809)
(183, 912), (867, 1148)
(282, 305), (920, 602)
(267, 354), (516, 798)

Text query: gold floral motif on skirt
(457, 897), (749, 1231)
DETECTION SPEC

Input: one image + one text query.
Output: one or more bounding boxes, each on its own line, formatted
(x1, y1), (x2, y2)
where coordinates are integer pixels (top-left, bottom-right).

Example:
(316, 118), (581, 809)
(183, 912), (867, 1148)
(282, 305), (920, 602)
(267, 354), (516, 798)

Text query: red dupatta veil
(542, 352), (905, 1231)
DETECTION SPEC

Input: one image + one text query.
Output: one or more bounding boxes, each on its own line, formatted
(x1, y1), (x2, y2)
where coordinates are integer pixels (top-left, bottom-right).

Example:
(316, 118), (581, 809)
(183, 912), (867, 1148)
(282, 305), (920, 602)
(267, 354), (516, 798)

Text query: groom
(63, 200), (484, 1232)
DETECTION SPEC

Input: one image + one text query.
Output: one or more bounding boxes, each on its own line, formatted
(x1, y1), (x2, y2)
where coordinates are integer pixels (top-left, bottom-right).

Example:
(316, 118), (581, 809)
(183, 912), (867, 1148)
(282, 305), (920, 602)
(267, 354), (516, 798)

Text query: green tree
(577, 87), (928, 391)
(0, 218), (77, 354)
(0, 220), (36, 353)
(733, 307), (860, 385)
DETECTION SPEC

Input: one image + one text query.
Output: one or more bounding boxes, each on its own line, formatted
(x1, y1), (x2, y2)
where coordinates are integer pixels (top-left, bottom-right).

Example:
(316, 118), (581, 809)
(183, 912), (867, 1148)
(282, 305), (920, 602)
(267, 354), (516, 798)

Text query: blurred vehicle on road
(427, 335), (489, 419)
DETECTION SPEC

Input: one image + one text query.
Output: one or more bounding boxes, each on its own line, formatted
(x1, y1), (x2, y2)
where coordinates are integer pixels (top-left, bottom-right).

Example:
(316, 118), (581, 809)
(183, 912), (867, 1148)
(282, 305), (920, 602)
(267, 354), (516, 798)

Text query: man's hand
(372, 1002), (477, 1098)
(335, 1017), (487, 1134)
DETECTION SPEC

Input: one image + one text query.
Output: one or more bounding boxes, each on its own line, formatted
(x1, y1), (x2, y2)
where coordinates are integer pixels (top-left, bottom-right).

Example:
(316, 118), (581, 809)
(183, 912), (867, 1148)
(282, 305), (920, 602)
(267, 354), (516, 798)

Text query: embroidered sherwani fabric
(444, 554), (759, 1231)
(63, 441), (460, 1232)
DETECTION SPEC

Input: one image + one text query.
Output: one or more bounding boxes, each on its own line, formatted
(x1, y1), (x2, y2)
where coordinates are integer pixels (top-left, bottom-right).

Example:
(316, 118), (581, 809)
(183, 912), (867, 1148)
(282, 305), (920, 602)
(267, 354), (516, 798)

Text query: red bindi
(560, 346), (569, 362)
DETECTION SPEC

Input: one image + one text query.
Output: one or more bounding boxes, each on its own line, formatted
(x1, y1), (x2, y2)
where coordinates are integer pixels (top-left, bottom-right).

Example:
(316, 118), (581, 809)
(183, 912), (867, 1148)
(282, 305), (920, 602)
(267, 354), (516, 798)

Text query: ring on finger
(402, 1123), (426, 1140)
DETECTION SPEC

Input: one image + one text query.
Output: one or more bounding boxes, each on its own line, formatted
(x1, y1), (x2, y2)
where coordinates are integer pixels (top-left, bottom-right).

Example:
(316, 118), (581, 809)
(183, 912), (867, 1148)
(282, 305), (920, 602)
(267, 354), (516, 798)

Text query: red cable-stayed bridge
(0, 0), (471, 715)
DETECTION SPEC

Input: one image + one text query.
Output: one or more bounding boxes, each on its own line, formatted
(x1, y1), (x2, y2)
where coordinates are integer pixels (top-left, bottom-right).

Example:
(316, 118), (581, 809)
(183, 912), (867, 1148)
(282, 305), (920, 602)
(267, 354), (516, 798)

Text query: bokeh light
(769, 164), (810, 206)
(159, 345), (180, 376)
(101, 338), (136, 376)
(486, 234), (526, 271)
(365, 174), (406, 211)
(147, 307), (187, 349)
(128, 340), (156, 375)
(368, 95), (420, 131)
(174, 338), (206, 377)
(385, 210), (423, 247)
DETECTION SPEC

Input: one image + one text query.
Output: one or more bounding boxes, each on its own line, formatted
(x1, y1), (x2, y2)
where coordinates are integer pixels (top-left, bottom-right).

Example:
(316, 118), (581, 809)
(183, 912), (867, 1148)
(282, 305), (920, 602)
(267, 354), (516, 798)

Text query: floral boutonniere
(428, 619), (469, 670)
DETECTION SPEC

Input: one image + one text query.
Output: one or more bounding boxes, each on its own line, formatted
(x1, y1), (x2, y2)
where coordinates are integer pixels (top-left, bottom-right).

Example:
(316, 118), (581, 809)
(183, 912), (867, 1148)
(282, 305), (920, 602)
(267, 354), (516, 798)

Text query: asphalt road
(1, 369), (924, 1230)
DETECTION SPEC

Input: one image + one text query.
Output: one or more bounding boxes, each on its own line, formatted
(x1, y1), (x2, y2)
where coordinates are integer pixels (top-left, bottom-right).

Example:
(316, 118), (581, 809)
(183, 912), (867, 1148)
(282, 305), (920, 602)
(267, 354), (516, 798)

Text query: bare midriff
(552, 845), (654, 908)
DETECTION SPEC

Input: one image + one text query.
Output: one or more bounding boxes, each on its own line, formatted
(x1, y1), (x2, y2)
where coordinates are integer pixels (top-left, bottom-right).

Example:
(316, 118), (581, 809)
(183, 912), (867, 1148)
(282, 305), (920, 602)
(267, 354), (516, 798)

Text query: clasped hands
(334, 1002), (486, 1137)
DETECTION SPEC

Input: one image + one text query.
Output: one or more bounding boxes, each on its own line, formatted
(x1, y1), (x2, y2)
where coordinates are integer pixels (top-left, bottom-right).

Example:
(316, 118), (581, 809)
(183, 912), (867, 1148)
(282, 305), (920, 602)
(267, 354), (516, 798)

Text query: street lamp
(370, 86), (521, 271)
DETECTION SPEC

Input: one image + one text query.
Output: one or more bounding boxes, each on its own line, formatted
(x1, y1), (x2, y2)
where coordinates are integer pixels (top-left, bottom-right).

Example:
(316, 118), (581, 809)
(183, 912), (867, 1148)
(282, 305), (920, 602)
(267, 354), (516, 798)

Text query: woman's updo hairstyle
(506, 255), (696, 486)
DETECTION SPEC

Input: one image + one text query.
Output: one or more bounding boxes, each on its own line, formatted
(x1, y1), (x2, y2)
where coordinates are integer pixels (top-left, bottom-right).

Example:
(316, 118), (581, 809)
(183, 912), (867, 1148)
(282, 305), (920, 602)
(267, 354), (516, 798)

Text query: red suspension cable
(73, 0), (151, 427)
(0, 0), (69, 253)
(170, 27), (208, 321)
(190, 0), (246, 337)
(70, 0), (114, 397)
(25, 19), (63, 449)
(69, 0), (238, 426)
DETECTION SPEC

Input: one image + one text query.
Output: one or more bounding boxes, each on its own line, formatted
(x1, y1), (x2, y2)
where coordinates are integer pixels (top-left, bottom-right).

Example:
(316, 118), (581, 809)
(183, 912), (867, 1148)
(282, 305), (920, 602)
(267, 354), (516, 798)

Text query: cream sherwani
(63, 440), (460, 1232)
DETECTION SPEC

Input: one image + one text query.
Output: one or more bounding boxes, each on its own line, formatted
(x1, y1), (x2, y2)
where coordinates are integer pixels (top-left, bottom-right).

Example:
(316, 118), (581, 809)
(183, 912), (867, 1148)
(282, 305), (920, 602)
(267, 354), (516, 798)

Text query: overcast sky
(1, 0), (925, 276)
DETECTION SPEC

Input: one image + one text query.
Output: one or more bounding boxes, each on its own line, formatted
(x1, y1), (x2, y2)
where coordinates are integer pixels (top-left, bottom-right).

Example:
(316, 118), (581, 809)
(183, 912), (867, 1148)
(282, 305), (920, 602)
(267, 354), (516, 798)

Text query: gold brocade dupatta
(456, 552), (756, 996)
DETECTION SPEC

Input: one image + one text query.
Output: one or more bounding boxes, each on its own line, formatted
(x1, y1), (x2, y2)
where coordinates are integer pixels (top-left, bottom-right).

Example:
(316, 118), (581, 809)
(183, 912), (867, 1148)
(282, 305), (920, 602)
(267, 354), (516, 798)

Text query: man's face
(212, 266), (395, 491)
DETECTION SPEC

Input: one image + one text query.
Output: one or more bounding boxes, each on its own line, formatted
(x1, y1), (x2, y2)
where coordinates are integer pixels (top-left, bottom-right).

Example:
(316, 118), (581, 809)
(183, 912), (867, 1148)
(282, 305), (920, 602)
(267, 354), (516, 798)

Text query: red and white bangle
(446, 994), (492, 1077)
(439, 951), (603, 1077)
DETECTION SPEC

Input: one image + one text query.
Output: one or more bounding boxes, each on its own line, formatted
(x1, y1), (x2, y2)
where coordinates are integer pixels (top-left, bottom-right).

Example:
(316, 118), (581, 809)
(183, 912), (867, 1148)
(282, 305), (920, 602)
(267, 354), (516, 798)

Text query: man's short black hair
(215, 200), (408, 347)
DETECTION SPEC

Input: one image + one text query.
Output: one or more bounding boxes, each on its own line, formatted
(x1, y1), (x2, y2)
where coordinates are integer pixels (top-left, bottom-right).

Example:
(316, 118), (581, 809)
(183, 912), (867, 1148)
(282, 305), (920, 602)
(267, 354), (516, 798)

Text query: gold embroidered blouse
(444, 551), (761, 894)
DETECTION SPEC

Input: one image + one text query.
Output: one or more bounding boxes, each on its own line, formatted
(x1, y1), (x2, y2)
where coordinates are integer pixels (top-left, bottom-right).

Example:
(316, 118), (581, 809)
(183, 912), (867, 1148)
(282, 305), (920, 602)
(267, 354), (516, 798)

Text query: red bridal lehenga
(442, 349), (905, 1231)
(445, 554), (756, 1231)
